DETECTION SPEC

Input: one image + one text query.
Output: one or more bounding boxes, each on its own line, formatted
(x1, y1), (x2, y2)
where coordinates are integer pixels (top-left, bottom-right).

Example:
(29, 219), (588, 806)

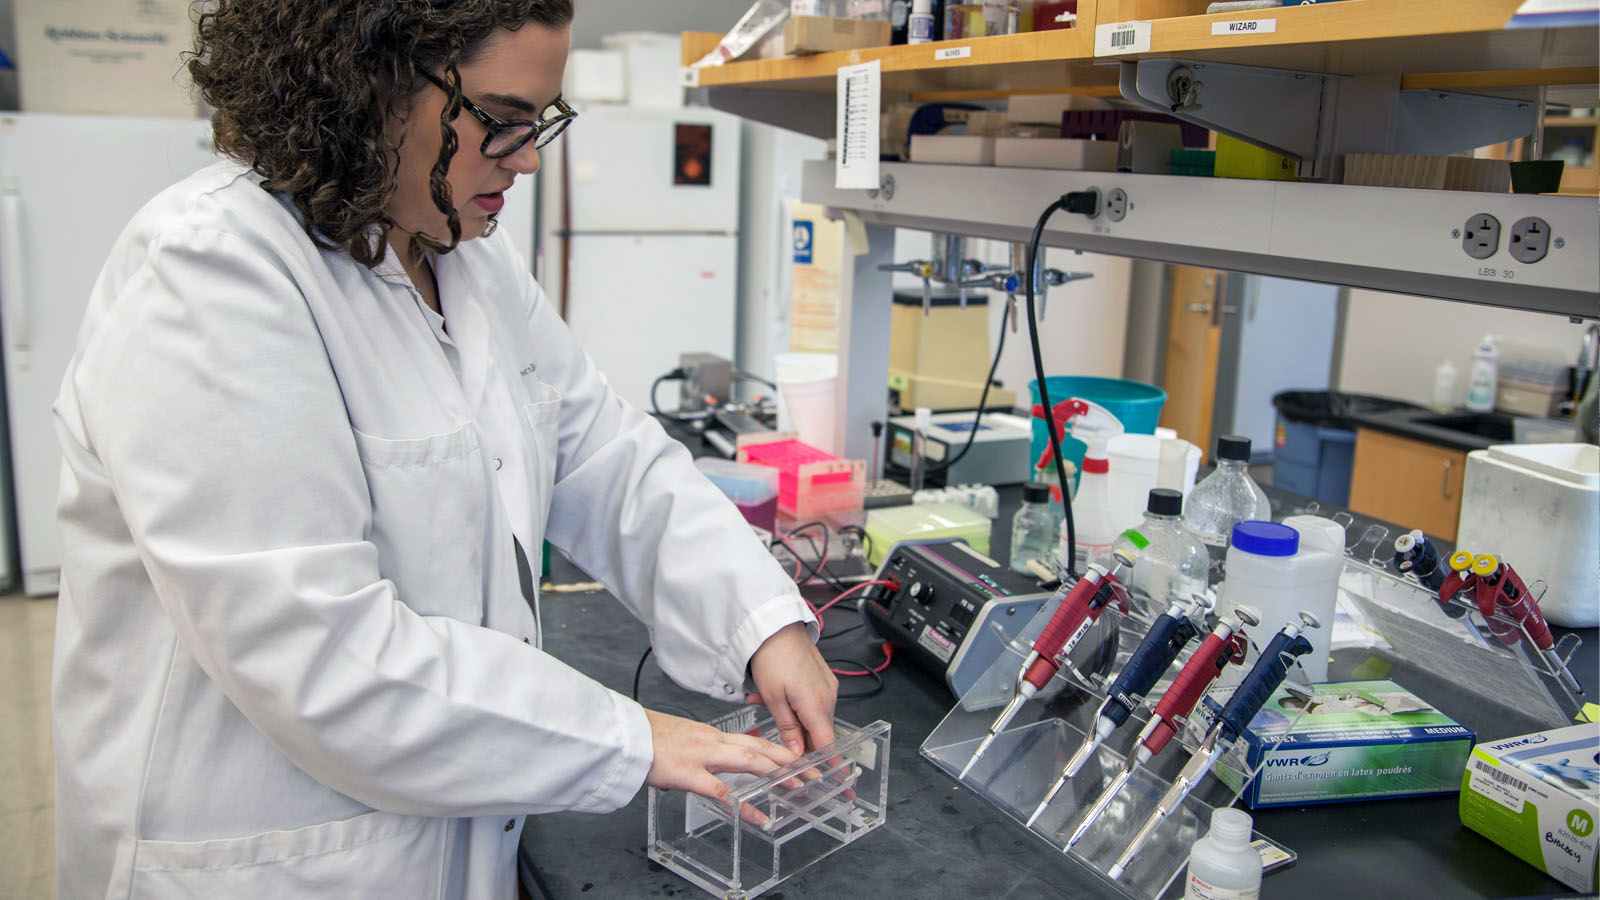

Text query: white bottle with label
(908, 0), (935, 42)
(1219, 516), (1343, 682)
(1464, 334), (1500, 412)
(1184, 808), (1262, 900)
(1431, 357), (1458, 413)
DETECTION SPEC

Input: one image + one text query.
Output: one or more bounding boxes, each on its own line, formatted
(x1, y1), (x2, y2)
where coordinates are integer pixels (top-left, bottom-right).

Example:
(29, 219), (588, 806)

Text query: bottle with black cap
(1009, 481), (1062, 576)
(1113, 488), (1210, 613)
(1183, 435), (1271, 586)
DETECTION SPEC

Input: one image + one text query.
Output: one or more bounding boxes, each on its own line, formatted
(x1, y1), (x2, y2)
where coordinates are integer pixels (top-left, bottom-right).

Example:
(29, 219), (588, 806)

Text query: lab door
(562, 233), (737, 413)
(1159, 266), (1226, 460)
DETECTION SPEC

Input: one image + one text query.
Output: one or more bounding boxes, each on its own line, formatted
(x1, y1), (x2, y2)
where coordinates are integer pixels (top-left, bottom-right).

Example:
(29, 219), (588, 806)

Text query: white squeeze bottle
(1431, 357), (1458, 413)
(1184, 808), (1262, 900)
(1465, 334), (1500, 413)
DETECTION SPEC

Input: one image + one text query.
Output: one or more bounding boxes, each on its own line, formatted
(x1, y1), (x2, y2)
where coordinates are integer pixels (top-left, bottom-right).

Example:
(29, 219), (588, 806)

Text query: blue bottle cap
(1231, 521), (1298, 557)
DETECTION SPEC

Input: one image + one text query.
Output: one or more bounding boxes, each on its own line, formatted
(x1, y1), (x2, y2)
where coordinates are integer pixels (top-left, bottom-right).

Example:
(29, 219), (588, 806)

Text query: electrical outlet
(1106, 188), (1129, 222)
(1461, 214), (1500, 260)
(1507, 217), (1551, 264)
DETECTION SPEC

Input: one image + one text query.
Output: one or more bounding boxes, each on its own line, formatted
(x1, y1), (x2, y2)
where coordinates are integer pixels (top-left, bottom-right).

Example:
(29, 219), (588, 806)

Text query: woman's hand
(745, 622), (839, 755)
(643, 709), (800, 824)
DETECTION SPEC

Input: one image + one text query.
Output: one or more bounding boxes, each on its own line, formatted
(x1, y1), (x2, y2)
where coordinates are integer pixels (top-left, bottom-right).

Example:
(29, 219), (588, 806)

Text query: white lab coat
(51, 161), (814, 899)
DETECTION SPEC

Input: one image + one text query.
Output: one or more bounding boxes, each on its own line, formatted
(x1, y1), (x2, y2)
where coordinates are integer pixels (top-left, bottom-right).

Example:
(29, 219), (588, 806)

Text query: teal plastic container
(1027, 377), (1167, 473)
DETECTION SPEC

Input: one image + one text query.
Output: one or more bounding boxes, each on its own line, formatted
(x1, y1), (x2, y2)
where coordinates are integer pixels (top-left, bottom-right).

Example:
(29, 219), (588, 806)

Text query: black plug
(1062, 189), (1101, 218)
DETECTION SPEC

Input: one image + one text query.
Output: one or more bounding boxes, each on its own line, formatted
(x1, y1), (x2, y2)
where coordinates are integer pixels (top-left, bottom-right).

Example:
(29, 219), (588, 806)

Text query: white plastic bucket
(1158, 437), (1201, 498)
(774, 353), (839, 453)
(1107, 434), (1162, 534)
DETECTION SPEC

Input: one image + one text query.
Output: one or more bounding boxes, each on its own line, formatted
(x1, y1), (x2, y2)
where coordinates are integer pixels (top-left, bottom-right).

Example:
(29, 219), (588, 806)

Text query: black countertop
(517, 424), (1595, 900)
(1346, 407), (1524, 454)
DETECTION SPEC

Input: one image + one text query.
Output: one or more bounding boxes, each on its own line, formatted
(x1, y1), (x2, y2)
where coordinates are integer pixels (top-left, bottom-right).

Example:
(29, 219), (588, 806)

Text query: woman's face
(389, 23), (571, 252)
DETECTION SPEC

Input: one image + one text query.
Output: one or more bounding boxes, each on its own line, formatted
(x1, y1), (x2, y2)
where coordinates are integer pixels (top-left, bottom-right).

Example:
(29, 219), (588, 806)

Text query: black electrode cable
(929, 291), (1011, 474)
(1026, 198), (1077, 577)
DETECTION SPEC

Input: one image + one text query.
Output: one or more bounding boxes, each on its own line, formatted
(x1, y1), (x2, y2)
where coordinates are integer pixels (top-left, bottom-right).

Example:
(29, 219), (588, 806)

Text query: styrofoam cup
(775, 353), (839, 453)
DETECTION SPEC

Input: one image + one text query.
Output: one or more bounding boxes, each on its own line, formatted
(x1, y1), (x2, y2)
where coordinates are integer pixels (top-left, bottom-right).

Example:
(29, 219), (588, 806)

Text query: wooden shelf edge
(1135, 0), (1523, 54)
(689, 28), (1093, 91)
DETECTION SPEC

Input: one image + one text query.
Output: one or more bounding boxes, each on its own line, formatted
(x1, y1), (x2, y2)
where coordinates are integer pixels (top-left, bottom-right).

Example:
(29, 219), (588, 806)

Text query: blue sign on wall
(793, 220), (814, 265)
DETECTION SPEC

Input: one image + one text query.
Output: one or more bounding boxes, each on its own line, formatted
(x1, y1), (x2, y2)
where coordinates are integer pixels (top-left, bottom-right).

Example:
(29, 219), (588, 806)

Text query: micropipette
(1107, 611), (1320, 881)
(958, 550), (1135, 781)
(1472, 554), (1582, 695)
(1436, 550), (1479, 618)
(1024, 593), (1212, 830)
(1058, 608), (1257, 849)
(1393, 530), (1450, 598)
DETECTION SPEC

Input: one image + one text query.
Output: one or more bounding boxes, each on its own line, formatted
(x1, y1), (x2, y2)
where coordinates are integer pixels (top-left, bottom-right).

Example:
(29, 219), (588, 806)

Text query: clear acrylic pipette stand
(649, 706), (891, 900)
(1314, 511), (1585, 729)
(922, 583), (1309, 900)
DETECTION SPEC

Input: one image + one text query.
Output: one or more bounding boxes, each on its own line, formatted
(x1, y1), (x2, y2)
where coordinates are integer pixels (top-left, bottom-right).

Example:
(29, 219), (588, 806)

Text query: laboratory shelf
(685, 1), (1597, 102)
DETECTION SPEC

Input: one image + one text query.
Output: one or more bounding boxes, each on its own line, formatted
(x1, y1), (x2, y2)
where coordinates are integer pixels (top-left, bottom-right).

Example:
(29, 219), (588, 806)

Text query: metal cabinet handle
(1185, 302), (1210, 313)
(1441, 459), (1453, 499)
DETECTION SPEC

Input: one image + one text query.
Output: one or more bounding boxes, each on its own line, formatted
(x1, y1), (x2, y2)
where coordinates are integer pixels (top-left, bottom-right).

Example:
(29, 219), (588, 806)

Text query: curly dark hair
(187, 0), (574, 267)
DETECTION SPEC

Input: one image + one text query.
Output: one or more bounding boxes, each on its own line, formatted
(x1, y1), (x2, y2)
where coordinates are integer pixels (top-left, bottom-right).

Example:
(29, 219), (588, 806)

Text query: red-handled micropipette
(958, 550), (1135, 780)
(1473, 554), (1581, 695)
(1060, 608), (1256, 850)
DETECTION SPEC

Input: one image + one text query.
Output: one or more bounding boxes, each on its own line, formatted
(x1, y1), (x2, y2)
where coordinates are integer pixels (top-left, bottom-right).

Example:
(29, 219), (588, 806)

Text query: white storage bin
(1455, 443), (1599, 627)
(600, 31), (684, 108)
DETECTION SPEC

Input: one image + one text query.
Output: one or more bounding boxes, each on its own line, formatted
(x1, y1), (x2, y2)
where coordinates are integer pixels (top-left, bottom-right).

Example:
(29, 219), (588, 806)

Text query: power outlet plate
(1507, 216), (1551, 264)
(1462, 214), (1501, 260)
(1106, 188), (1129, 222)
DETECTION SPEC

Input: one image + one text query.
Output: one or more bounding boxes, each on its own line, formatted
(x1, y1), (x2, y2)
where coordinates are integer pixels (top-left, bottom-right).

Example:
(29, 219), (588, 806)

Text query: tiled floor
(1, 591), (56, 900)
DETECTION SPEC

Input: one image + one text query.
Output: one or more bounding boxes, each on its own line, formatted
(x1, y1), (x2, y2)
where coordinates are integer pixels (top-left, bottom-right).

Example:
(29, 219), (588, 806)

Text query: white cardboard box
(993, 137), (1117, 171)
(909, 134), (996, 166)
(15, 0), (198, 117)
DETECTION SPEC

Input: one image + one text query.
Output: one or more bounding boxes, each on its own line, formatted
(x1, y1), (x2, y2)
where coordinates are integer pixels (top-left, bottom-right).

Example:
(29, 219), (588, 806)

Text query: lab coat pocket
(522, 384), (563, 549)
(129, 810), (447, 900)
(351, 422), (487, 621)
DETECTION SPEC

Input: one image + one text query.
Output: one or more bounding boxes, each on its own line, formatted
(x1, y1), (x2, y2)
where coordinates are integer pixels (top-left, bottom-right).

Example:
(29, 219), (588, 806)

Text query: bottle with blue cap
(1218, 516), (1344, 682)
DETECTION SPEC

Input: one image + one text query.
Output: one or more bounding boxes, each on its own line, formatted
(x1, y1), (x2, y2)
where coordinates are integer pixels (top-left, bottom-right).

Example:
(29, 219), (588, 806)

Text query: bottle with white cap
(1183, 807), (1262, 900)
(908, 0), (936, 42)
(1465, 334), (1500, 412)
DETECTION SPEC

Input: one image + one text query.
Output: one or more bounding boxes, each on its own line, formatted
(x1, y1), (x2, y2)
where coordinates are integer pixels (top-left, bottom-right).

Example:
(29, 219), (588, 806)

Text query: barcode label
(1476, 758), (1531, 792)
(1469, 757), (1528, 814)
(1094, 20), (1152, 56)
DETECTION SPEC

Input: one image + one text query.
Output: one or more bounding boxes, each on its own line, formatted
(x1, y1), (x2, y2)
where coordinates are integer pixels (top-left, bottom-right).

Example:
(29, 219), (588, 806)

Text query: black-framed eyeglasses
(417, 67), (576, 158)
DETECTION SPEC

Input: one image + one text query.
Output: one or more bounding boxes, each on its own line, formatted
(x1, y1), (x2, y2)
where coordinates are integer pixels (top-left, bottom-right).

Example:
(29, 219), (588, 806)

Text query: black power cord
(1025, 196), (1083, 577)
(650, 367), (687, 420)
(926, 290), (1012, 475)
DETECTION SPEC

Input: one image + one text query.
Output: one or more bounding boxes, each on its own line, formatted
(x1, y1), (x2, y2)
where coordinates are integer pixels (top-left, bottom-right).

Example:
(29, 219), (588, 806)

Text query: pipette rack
(922, 587), (1306, 900)
(648, 706), (890, 900)
(1313, 510), (1586, 729)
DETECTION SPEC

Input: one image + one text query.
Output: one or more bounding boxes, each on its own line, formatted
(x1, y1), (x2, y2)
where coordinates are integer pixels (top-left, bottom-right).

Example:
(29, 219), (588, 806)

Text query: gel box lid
(1240, 679), (1474, 748)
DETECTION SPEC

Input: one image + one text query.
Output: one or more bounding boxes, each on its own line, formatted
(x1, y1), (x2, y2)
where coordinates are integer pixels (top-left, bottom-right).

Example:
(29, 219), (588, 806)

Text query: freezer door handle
(1, 179), (28, 369)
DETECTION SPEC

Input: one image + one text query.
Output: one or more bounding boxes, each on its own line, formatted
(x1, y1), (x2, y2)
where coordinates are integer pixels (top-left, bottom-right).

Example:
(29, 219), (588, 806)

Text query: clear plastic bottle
(1183, 808), (1262, 900)
(1183, 435), (1271, 586)
(1112, 488), (1209, 615)
(1010, 482), (1062, 575)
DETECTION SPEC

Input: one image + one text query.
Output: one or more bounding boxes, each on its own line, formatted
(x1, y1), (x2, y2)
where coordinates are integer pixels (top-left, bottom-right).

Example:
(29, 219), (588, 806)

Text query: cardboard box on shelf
(15, 0), (200, 117)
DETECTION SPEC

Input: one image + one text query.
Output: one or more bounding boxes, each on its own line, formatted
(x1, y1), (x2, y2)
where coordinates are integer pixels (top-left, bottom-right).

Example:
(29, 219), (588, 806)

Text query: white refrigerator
(0, 114), (218, 595)
(0, 112), (537, 596)
(537, 105), (741, 412)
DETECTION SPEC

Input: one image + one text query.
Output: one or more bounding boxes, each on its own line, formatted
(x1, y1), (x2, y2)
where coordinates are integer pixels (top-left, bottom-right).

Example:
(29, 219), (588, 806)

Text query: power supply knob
(908, 582), (933, 605)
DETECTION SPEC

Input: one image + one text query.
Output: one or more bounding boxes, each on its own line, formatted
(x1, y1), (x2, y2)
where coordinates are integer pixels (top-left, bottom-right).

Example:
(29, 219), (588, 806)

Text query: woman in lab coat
(50, 2), (837, 897)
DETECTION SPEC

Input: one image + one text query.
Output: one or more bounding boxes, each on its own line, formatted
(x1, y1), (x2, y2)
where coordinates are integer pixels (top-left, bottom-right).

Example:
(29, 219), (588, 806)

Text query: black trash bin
(1271, 391), (1423, 505)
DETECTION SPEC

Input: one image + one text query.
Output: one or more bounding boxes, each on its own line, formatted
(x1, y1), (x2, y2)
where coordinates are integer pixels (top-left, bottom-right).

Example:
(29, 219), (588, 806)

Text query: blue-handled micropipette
(1023, 594), (1210, 829)
(1107, 611), (1321, 881)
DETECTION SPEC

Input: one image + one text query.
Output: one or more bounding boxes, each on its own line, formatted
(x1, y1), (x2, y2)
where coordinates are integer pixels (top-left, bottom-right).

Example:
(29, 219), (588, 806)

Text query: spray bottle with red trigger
(1032, 397), (1125, 572)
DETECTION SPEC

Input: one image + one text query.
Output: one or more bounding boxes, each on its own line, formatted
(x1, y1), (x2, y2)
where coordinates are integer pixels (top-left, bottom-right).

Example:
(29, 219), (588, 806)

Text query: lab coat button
(492, 456), (503, 471)
(505, 819), (516, 832)
(723, 684), (735, 695)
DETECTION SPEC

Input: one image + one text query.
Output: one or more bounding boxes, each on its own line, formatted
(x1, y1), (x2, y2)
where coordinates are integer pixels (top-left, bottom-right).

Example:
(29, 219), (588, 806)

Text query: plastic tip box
(736, 436), (865, 520)
(647, 705), (890, 899)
